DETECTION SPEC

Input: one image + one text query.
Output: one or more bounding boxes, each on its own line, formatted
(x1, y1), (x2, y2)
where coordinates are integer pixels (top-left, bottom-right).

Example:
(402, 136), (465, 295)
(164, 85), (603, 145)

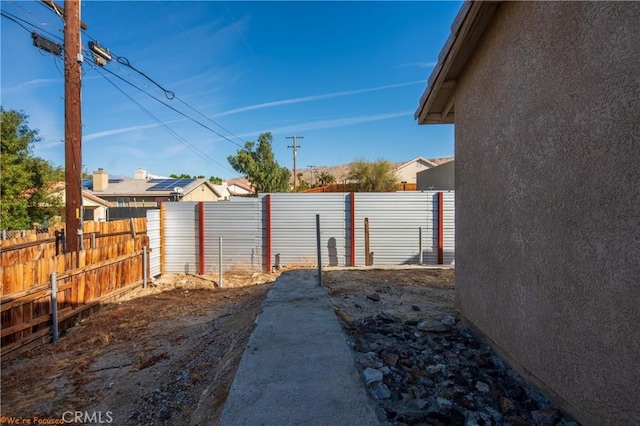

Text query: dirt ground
(324, 268), (456, 324)
(0, 272), (277, 426)
(1, 268), (456, 426)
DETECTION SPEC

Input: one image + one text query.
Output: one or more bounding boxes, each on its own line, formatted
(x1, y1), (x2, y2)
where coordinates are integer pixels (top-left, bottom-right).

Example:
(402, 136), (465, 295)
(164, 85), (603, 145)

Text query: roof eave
(415, 1), (500, 125)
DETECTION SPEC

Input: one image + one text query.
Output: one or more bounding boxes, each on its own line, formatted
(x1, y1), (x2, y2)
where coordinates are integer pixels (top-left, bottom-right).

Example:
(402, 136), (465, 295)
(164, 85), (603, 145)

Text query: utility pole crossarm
(286, 134), (304, 192)
(41, 0), (88, 29)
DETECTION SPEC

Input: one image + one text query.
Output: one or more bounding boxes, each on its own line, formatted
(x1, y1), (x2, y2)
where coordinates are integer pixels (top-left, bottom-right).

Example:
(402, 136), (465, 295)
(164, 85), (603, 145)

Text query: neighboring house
(416, 159), (454, 191)
(53, 183), (114, 222)
(416, 2), (639, 425)
(81, 190), (113, 221)
(86, 169), (229, 207)
(393, 156), (437, 184)
(226, 178), (255, 197)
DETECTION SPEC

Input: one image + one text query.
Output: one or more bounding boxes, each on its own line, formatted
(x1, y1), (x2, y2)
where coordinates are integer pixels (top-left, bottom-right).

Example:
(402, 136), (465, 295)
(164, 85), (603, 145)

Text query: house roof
(415, 1), (500, 124)
(82, 190), (114, 207)
(88, 178), (225, 198)
(394, 156), (438, 171)
(51, 182), (114, 207)
(228, 181), (254, 192)
(211, 184), (231, 198)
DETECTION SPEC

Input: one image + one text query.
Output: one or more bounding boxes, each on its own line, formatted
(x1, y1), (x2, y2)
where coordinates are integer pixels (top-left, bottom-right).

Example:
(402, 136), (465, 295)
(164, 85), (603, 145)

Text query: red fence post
(198, 202), (205, 275)
(265, 195), (272, 273)
(437, 192), (444, 265)
(350, 192), (356, 267)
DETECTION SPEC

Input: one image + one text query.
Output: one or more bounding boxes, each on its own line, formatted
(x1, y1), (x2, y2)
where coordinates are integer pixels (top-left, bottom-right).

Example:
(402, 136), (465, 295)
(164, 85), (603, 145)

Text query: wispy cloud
(84, 119), (182, 142)
(1, 78), (61, 93)
(226, 110), (414, 140)
(396, 61), (437, 69)
(270, 110), (414, 134)
(213, 81), (424, 118)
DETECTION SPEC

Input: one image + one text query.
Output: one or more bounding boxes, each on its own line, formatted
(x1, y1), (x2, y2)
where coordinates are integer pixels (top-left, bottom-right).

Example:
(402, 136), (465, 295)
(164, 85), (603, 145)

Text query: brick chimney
(93, 168), (108, 191)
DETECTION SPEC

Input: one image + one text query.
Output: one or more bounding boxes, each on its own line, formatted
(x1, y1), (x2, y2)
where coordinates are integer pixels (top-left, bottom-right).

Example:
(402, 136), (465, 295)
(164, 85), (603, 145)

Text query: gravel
(340, 311), (581, 426)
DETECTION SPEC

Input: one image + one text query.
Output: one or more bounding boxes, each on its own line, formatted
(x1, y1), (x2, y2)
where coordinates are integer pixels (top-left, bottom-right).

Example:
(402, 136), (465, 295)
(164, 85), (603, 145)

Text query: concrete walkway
(219, 270), (380, 426)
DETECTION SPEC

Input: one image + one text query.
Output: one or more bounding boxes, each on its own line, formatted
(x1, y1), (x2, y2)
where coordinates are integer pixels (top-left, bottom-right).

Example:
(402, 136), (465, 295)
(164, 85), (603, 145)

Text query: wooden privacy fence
(0, 218), (146, 267)
(0, 220), (149, 357)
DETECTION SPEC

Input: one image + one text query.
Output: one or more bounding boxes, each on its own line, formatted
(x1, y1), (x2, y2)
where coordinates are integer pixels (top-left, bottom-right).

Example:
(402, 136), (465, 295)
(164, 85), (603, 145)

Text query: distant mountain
(297, 157), (454, 183)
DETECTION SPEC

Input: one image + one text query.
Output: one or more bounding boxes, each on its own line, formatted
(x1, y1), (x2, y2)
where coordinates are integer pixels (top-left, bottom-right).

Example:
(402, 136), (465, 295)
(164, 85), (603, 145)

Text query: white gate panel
(146, 209), (161, 277)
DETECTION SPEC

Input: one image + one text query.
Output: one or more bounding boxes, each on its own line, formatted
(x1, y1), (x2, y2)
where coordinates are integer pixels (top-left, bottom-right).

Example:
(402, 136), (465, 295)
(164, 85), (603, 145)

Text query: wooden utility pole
(286, 134), (303, 191)
(64, 0), (83, 253)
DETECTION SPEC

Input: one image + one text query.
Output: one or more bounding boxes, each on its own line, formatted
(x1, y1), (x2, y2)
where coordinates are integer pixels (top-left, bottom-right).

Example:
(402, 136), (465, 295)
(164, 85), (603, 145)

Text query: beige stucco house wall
(55, 187), (113, 222)
(417, 160), (454, 191)
(393, 157), (436, 184)
(182, 182), (224, 202)
(416, 2), (640, 425)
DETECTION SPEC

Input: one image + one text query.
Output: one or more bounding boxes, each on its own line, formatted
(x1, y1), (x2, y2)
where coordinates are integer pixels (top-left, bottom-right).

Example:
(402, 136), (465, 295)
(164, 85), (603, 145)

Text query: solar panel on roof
(148, 178), (196, 191)
(108, 178), (124, 183)
(147, 179), (164, 183)
(82, 179), (92, 189)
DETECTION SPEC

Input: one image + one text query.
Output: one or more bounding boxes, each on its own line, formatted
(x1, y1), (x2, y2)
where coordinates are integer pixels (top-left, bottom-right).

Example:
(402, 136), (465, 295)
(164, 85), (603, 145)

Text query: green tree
(209, 176), (223, 184)
(227, 132), (291, 193)
(0, 108), (63, 229)
(296, 172), (311, 191)
(316, 171), (336, 186)
(169, 173), (192, 178)
(347, 159), (397, 192)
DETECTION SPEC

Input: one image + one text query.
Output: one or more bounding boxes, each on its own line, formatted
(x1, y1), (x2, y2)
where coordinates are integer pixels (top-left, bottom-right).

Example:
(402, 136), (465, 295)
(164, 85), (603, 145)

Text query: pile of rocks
(341, 312), (581, 426)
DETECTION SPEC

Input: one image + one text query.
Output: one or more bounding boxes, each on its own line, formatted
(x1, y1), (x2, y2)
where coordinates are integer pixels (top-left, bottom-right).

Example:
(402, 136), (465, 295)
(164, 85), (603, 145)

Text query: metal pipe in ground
(316, 214), (322, 286)
(419, 227), (423, 265)
(143, 246), (148, 289)
(51, 272), (59, 342)
(219, 237), (223, 288)
(364, 218), (371, 266)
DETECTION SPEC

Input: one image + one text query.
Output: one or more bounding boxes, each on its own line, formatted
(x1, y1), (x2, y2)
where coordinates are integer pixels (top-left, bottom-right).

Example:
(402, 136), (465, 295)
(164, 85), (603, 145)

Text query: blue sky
(1, 1), (460, 180)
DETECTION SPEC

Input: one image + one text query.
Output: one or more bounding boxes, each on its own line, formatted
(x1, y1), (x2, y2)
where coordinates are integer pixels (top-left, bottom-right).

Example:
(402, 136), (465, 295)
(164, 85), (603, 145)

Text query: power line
(5, 4), (250, 173)
(0, 11), (34, 33)
(92, 62), (247, 150)
(80, 26), (250, 148)
(89, 59), (237, 176)
(7, 0), (58, 29)
(0, 9), (62, 41)
(173, 96), (247, 146)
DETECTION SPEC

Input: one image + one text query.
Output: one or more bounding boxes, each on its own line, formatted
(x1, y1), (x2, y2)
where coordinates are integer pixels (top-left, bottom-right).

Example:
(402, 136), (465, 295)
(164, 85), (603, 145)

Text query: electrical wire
(0, 9), (62, 41)
(114, 56), (175, 100)
(1, 11), (33, 33)
(173, 96), (247, 146)
(81, 28), (249, 148)
(5, 6), (251, 156)
(88, 58), (237, 175)
(4, 2), (245, 175)
(92, 63), (247, 150)
(7, 0), (59, 29)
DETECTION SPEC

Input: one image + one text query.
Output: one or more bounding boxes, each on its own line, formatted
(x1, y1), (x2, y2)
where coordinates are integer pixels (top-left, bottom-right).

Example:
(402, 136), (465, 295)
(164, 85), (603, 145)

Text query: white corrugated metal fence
(161, 191), (454, 274)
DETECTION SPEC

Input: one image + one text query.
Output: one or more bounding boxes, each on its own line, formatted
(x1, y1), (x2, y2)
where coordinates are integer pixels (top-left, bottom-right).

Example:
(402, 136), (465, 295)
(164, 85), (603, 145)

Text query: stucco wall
(394, 160), (431, 183)
(454, 2), (640, 425)
(417, 160), (454, 190)
(182, 183), (220, 202)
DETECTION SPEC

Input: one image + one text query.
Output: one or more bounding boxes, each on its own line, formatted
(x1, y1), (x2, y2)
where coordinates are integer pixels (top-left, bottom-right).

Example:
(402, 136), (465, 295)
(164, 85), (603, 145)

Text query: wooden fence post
(51, 272), (59, 342)
(364, 217), (371, 266)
